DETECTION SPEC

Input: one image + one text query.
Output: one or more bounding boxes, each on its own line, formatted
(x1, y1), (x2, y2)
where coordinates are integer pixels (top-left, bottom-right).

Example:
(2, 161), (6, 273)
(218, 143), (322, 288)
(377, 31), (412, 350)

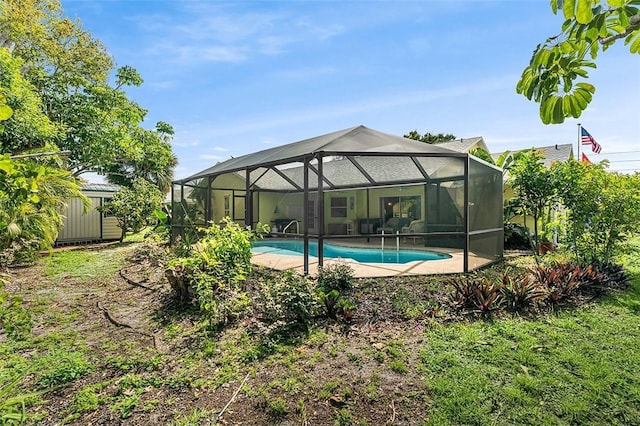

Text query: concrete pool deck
(251, 241), (495, 277)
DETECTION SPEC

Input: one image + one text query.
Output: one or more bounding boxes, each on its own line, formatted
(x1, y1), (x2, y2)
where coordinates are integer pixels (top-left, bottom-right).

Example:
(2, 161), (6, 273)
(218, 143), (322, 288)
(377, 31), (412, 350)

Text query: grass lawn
(1, 237), (639, 425)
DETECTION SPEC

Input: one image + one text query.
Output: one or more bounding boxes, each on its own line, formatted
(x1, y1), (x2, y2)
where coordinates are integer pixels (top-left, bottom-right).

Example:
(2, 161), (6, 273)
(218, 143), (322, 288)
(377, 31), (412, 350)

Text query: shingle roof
(436, 137), (487, 154)
(491, 144), (573, 168)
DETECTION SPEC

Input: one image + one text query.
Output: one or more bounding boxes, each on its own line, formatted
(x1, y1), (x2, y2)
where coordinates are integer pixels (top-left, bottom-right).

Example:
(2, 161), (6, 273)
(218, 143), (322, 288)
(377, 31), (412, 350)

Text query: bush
(316, 261), (356, 321)
(166, 218), (267, 330)
(254, 271), (319, 345)
(317, 261), (354, 292)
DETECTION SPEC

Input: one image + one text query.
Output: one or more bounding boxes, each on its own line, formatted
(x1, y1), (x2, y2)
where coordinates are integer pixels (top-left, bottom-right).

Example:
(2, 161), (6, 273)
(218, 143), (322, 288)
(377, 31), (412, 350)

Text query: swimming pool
(252, 239), (451, 264)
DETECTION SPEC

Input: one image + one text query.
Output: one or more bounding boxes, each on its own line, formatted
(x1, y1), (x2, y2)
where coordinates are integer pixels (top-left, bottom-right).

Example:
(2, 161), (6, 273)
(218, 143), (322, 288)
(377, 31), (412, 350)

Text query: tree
(552, 159), (640, 262)
(104, 122), (178, 193)
(508, 149), (557, 253)
(100, 178), (164, 242)
(0, 48), (59, 154)
(404, 130), (456, 144)
(0, 0), (176, 190)
(517, 0), (640, 124)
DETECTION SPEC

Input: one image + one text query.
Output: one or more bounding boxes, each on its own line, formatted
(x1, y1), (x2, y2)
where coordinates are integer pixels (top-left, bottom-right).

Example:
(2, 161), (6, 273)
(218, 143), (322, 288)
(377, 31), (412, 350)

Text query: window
(330, 197), (347, 217)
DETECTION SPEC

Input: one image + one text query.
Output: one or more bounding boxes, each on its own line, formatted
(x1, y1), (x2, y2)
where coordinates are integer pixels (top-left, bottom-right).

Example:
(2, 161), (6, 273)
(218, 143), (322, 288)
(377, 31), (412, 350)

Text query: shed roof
(82, 183), (120, 193)
(178, 125), (464, 183)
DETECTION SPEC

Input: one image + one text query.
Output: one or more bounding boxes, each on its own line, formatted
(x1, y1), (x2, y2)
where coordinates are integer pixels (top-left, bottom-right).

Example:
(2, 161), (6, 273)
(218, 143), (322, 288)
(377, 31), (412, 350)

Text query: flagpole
(577, 123), (581, 161)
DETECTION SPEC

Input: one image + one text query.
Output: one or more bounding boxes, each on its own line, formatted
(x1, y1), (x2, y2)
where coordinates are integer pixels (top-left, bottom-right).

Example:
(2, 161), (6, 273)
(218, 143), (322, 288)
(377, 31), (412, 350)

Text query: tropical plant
(449, 275), (504, 315)
(517, 0), (640, 124)
(530, 262), (583, 303)
(499, 271), (547, 311)
(0, 155), (87, 266)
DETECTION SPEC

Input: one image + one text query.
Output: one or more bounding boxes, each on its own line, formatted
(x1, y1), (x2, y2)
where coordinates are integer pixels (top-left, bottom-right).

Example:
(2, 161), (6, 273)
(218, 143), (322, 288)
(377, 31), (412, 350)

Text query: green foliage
(35, 350), (93, 388)
(0, 155), (86, 266)
(0, 372), (38, 426)
(317, 261), (355, 292)
(316, 261), (356, 321)
(508, 149), (557, 254)
(517, 0), (640, 124)
(167, 219), (267, 330)
(0, 93), (12, 125)
(404, 130), (456, 144)
(255, 271), (319, 344)
(100, 178), (163, 241)
(504, 223), (531, 250)
(0, 0), (176, 185)
(0, 49), (59, 153)
(552, 160), (640, 262)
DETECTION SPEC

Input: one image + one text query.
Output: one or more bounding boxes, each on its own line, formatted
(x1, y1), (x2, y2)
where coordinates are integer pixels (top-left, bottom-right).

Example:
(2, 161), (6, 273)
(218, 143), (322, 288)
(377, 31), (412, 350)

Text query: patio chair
(402, 219), (425, 244)
(378, 217), (410, 234)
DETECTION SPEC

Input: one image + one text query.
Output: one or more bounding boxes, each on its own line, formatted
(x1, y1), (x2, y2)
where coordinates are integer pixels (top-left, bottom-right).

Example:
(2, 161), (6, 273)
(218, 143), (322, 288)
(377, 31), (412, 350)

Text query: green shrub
(317, 261), (354, 292)
(166, 218), (267, 329)
(255, 271), (319, 344)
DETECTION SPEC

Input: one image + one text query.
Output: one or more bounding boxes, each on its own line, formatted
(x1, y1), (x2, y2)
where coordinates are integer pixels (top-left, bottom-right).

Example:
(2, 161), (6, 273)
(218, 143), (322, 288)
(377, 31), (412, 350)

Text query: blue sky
(62, 0), (640, 179)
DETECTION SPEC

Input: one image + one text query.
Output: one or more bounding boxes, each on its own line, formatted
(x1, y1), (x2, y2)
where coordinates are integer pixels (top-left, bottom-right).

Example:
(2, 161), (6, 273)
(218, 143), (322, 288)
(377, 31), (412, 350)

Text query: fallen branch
(215, 372), (250, 423)
(96, 301), (133, 329)
(96, 301), (158, 350)
(119, 268), (155, 291)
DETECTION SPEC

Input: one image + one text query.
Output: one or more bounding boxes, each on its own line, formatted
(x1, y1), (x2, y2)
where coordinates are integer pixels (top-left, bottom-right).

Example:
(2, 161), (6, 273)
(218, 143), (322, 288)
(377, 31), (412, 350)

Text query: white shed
(56, 183), (122, 244)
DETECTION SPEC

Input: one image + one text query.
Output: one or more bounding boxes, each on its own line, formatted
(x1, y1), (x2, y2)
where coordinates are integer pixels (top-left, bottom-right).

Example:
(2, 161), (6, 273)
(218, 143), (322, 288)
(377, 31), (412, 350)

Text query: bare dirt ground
(2, 241), (485, 425)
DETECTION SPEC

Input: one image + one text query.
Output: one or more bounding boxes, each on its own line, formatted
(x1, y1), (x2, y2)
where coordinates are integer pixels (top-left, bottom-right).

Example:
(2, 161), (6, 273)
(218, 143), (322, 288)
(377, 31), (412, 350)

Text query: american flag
(581, 127), (602, 154)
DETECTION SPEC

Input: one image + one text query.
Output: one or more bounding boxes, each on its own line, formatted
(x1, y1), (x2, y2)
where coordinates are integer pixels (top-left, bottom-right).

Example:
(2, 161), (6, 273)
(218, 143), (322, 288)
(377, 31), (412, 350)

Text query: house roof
(177, 125), (465, 183)
(436, 137), (487, 154)
(491, 144), (573, 168)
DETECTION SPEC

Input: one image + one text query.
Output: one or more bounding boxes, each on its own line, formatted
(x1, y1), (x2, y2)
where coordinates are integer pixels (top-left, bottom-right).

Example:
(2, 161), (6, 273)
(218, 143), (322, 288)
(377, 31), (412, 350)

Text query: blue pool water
(252, 239), (450, 264)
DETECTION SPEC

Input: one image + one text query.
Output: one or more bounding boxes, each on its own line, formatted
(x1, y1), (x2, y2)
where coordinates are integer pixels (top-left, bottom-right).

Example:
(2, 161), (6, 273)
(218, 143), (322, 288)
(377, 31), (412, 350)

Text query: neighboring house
(491, 143), (574, 170)
(171, 125), (504, 274)
(436, 137), (489, 156)
(56, 183), (122, 245)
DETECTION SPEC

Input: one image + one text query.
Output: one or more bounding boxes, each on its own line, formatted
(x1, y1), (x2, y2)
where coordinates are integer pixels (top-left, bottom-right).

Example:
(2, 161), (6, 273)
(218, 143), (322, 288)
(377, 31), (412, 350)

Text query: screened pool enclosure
(171, 126), (503, 274)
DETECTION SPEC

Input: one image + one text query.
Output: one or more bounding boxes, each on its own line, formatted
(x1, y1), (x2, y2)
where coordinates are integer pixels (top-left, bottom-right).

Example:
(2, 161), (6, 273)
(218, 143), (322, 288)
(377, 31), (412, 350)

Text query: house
(56, 183), (122, 245)
(171, 125), (504, 274)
